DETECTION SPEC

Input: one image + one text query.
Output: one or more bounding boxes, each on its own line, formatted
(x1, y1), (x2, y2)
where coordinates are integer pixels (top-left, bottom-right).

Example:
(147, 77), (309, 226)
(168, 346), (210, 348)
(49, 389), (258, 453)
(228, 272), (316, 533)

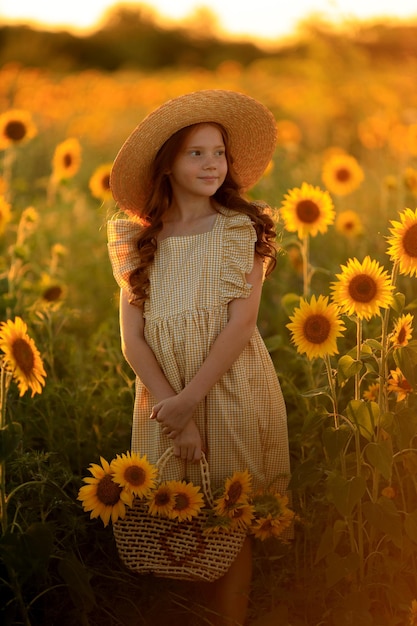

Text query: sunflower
(77, 457), (133, 526)
(89, 163), (112, 201)
(51, 138), (82, 181)
(390, 313), (414, 347)
(0, 317), (46, 397)
(251, 492), (294, 540)
(147, 482), (176, 517)
(280, 182), (335, 238)
(251, 511), (294, 541)
(387, 208), (417, 277)
(335, 210), (364, 239)
(214, 470), (252, 517)
(331, 256), (394, 320)
(286, 294), (345, 360)
(387, 368), (413, 402)
(0, 109), (37, 150)
(111, 451), (157, 497)
(229, 502), (256, 531)
(168, 480), (205, 522)
(0, 195), (12, 235)
(363, 382), (380, 402)
(409, 599), (417, 626)
(322, 153), (364, 196)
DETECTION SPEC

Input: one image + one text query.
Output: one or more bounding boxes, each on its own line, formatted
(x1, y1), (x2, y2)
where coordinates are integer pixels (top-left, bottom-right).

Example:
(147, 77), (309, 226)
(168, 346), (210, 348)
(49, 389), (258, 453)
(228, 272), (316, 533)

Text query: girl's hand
(172, 419), (202, 462)
(150, 392), (196, 437)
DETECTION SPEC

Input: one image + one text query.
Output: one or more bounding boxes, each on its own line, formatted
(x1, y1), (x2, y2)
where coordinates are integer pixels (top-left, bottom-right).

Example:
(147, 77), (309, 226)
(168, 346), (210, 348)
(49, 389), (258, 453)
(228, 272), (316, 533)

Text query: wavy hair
(128, 122), (277, 306)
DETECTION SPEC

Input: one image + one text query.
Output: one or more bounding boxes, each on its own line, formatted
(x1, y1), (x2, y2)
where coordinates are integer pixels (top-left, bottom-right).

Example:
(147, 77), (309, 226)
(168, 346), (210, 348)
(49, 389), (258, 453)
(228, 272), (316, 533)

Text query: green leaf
(364, 441), (393, 481)
(323, 425), (352, 460)
(326, 472), (367, 517)
(337, 355), (363, 386)
(346, 399), (378, 440)
(393, 343), (417, 389)
(315, 520), (347, 564)
(390, 291), (406, 314)
(362, 499), (402, 547)
(0, 421), (23, 462)
(288, 458), (322, 490)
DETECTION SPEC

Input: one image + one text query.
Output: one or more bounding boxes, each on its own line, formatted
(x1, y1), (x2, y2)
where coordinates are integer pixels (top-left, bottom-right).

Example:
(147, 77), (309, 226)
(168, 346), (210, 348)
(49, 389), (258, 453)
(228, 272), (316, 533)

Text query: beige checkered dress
(107, 208), (290, 494)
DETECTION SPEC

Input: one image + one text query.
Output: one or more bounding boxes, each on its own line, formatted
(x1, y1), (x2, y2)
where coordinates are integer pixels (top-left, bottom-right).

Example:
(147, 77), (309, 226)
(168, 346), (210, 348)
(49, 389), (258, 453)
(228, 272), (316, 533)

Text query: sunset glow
(1, 0), (417, 43)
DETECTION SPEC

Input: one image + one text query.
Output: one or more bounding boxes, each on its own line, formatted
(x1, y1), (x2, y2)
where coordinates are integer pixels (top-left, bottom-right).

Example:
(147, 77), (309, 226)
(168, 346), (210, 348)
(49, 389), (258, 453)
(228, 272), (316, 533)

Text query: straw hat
(110, 89), (277, 215)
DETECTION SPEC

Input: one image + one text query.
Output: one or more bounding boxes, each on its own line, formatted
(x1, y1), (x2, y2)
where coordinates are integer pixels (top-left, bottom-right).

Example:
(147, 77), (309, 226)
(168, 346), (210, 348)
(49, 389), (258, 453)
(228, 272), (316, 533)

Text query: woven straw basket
(113, 448), (247, 582)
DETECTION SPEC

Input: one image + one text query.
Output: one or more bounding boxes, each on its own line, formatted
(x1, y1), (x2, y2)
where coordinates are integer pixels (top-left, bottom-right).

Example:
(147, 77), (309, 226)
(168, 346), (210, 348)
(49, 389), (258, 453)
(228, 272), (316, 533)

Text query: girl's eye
(215, 150), (225, 157)
(189, 150), (201, 156)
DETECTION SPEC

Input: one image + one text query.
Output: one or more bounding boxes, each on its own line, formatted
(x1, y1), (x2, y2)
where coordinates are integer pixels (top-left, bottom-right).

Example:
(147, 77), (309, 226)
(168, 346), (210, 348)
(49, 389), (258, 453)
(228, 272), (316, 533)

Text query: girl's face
(168, 124), (228, 203)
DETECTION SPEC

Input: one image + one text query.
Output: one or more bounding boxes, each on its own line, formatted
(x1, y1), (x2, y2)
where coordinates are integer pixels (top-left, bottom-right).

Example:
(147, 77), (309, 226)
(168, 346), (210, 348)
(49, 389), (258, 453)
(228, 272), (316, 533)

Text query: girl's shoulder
(217, 206), (252, 228)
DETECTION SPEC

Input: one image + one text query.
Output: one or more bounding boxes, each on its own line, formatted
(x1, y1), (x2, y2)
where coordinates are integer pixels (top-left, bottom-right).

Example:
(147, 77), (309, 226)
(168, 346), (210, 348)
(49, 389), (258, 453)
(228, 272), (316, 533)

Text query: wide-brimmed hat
(110, 89), (277, 215)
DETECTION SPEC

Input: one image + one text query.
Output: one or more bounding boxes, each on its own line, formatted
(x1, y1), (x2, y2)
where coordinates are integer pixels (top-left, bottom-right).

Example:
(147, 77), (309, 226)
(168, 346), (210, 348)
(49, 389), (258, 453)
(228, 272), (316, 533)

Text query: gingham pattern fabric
(107, 208), (290, 494)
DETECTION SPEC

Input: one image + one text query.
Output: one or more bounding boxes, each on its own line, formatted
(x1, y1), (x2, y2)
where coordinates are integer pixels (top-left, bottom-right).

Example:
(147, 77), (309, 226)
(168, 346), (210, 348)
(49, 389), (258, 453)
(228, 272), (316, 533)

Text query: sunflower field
(1, 26), (417, 626)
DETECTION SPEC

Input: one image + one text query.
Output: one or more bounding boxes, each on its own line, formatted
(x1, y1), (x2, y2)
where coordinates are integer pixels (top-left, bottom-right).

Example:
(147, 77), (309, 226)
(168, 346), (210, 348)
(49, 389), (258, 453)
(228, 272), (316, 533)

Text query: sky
(0, 0), (417, 44)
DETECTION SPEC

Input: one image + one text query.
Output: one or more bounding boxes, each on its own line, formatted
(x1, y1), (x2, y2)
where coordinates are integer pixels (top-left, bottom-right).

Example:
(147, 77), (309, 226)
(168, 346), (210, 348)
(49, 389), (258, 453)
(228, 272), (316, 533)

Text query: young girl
(107, 90), (291, 626)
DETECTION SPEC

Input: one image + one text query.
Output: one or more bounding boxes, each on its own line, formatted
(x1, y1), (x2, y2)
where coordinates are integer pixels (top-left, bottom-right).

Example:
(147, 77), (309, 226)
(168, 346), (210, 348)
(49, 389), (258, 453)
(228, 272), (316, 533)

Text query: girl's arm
(119, 289), (176, 401)
(119, 290), (203, 461)
(150, 254), (264, 436)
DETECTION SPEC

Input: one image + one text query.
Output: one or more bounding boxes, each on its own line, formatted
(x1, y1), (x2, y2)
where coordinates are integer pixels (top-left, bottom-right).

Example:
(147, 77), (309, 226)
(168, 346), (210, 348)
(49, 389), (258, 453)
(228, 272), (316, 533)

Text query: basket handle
(156, 447), (214, 508)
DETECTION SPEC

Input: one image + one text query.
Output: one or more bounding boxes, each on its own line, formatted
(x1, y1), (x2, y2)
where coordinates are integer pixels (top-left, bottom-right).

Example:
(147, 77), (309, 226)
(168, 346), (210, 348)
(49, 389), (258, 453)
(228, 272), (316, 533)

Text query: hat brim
(110, 89), (277, 215)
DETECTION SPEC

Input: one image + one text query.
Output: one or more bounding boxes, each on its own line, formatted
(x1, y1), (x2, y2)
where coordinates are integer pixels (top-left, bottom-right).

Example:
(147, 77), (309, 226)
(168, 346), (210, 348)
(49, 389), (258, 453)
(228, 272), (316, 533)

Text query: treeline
(1, 5), (417, 72)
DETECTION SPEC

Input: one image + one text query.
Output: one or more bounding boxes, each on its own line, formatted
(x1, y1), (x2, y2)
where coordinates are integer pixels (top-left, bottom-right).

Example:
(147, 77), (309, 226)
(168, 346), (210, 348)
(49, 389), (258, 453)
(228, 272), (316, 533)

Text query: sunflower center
(12, 338), (35, 375)
(174, 493), (191, 511)
(402, 223), (417, 258)
(124, 465), (146, 486)
(96, 474), (122, 506)
(344, 221), (354, 231)
(43, 286), (63, 302)
(226, 482), (243, 505)
(155, 489), (171, 506)
(336, 167), (351, 182)
(296, 199), (320, 224)
(397, 327), (406, 344)
(102, 175), (110, 190)
(6, 120), (27, 141)
(64, 153), (73, 168)
(348, 274), (377, 303)
(303, 314), (331, 344)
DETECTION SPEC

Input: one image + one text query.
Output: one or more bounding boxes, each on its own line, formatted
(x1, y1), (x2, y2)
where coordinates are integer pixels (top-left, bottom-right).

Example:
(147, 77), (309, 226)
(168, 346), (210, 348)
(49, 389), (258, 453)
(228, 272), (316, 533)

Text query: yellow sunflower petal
(280, 182), (335, 238)
(286, 294), (346, 360)
(331, 256), (394, 320)
(387, 208), (417, 277)
(0, 317), (46, 397)
(0, 109), (37, 149)
(52, 138), (82, 181)
(111, 451), (157, 497)
(322, 153), (364, 196)
(168, 480), (205, 522)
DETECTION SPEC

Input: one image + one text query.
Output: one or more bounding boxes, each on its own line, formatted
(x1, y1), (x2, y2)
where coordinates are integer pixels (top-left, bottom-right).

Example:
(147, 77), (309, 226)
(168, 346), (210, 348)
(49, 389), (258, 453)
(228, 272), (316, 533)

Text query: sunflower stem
(301, 235), (310, 299)
(355, 317), (362, 401)
(0, 363), (9, 534)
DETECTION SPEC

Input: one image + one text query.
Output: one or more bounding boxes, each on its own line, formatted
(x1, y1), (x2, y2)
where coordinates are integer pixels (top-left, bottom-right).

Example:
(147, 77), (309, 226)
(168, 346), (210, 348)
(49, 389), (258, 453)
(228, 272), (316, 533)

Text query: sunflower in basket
(78, 453), (294, 541)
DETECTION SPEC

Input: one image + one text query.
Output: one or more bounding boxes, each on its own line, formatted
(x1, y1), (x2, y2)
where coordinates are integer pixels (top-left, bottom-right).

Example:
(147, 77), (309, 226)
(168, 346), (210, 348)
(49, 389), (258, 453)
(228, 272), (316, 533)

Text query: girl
(107, 90), (291, 626)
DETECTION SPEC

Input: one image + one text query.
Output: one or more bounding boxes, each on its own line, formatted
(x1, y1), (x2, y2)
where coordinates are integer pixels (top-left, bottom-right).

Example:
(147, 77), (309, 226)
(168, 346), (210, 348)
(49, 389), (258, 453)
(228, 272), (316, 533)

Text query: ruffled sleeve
(220, 211), (257, 303)
(107, 219), (143, 299)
